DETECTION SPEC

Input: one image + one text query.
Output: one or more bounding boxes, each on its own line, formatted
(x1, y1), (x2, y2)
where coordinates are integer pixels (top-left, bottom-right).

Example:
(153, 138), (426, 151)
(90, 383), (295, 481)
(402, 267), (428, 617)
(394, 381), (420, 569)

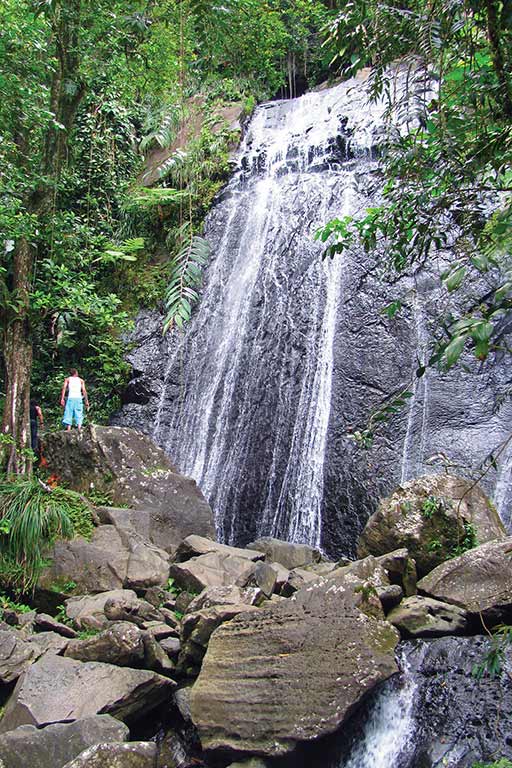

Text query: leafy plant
(0, 593), (32, 618)
(163, 222), (210, 333)
(472, 760), (512, 768)
(451, 521), (478, 557)
(472, 625), (512, 680)
(421, 496), (442, 519)
(0, 478), (94, 592)
(427, 538), (442, 552)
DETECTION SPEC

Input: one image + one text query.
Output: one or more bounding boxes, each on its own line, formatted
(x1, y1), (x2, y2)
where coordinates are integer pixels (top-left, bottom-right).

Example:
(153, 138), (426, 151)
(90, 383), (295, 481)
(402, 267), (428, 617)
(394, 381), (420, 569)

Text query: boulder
(358, 474), (505, 577)
(280, 567), (320, 597)
(327, 556), (401, 615)
(0, 630), (38, 684)
(0, 715), (129, 768)
(44, 426), (215, 552)
(417, 537), (512, 622)
(387, 596), (469, 637)
(174, 535), (263, 563)
(268, 562), (291, 593)
(39, 527), (131, 594)
(375, 549), (418, 596)
(179, 604), (260, 673)
(61, 742), (158, 768)
(39, 523), (170, 595)
(0, 654), (175, 733)
(141, 633), (175, 675)
(65, 590), (138, 630)
(34, 613), (78, 638)
(190, 580), (399, 756)
(26, 632), (69, 657)
(103, 594), (163, 627)
(185, 586), (262, 614)
(246, 537), (323, 570)
(169, 552), (257, 593)
(247, 562), (277, 598)
(64, 622), (145, 666)
(159, 637), (180, 660)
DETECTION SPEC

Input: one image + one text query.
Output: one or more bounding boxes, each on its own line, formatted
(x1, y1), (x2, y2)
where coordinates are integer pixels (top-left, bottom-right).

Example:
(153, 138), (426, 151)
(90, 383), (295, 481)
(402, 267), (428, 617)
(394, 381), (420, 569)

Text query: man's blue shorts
(63, 398), (84, 427)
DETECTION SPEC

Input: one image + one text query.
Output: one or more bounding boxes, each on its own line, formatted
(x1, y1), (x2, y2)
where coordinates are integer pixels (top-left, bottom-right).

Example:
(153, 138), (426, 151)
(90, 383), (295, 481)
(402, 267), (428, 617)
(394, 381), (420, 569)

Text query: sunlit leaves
(163, 222), (210, 333)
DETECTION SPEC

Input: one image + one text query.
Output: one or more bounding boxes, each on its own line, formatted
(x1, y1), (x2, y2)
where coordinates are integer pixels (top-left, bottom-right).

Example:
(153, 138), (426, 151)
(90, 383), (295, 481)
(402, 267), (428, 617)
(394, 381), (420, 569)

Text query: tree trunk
(486, 0), (512, 118)
(1, 238), (34, 475)
(1, 0), (84, 474)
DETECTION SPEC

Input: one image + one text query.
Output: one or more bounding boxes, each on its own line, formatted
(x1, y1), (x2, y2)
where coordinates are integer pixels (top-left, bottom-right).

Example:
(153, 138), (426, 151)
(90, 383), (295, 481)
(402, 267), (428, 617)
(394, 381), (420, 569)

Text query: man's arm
(81, 379), (90, 409)
(36, 406), (44, 426)
(60, 379), (68, 407)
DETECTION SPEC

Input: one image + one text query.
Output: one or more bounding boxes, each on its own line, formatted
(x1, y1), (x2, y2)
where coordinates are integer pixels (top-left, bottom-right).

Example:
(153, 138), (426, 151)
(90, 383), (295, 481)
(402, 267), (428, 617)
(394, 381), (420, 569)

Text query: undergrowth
(0, 478), (94, 593)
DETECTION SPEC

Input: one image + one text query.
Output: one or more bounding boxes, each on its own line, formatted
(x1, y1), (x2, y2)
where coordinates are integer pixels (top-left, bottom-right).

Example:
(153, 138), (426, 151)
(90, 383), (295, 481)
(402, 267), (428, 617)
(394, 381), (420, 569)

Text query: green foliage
(472, 760), (512, 768)
(451, 520), (478, 557)
(0, 593), (32, 618)
(0, 478), (94, 592)
(473, 625), (512, 680)
(348, 389), (413, 448)
(320, 0), (512, 384)
(421, 496), (443, 519)
(77, 627), (101, 640)
(55, 603), (74, 627)
(166, 577), (181, 597)
(164, 223), (210, 333)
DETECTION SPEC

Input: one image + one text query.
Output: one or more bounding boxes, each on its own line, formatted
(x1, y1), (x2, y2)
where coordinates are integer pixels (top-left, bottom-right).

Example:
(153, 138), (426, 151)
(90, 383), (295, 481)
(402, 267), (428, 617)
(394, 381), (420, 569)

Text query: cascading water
(336, 648), (423, 768)
(115, 66), (512, 556)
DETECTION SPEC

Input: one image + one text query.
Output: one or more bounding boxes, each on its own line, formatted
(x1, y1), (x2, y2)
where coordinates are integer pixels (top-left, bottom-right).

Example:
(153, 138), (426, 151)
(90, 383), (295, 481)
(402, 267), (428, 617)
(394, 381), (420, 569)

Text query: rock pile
(1, 429), (508, 768)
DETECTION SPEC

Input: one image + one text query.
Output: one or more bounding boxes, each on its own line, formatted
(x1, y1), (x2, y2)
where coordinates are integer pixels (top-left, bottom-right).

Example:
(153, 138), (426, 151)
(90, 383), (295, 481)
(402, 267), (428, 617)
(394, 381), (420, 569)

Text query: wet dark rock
(407, 636), (512, 767)
(0, 715), (129, 768)
(358, 475), (505, 576)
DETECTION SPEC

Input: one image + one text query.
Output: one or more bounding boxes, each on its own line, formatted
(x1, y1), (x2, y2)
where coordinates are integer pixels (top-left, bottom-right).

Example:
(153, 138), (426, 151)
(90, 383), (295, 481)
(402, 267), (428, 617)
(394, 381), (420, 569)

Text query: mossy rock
(358, 474), (506, 577)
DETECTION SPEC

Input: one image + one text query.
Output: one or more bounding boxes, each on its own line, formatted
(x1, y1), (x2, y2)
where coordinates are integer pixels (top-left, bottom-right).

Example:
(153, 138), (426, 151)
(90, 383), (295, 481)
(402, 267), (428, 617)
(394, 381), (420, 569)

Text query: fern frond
(163, 224), (210, 334)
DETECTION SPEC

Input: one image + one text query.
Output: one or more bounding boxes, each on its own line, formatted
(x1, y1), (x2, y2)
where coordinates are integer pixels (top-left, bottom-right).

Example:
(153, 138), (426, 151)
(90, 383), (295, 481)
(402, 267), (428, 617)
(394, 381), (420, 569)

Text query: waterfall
(337, 648), (423, 768)
(116, 66), (512, 555)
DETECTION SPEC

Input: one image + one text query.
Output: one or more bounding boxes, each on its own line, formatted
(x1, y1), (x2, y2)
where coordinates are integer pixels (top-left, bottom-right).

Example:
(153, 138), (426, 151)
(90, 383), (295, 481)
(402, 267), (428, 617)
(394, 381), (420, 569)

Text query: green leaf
(444, 267), (466, 292)
(445, 336), (466, 368)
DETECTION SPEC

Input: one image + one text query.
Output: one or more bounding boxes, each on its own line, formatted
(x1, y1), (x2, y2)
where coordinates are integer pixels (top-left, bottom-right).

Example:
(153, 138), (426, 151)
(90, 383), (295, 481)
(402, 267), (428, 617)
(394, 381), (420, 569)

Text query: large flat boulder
(190, 580), (399, 757)
(0, 654), (175, 733)
(0, 716), (129, 768)
(417, 537), (512, 621)
(246, 537), (323, 570)
(358, 475), (505, 577)
(44, 426), (215, 553)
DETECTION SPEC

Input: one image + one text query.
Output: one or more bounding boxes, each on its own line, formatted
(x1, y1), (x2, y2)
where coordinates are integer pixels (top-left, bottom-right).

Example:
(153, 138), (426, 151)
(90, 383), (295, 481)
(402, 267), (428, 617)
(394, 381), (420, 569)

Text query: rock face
(408, 637), (512, 767)
(417, 536), (512, 621)
(387, 596), (468, 638)
(112, 73), (512, 559)
(190, 581), (399, 756)
(358, 475), (505, 576)
(44, 425), (215, 552)
(0, 716), (129, 768)
(0, 653), (174, 733)
(169, 552), (259, 593)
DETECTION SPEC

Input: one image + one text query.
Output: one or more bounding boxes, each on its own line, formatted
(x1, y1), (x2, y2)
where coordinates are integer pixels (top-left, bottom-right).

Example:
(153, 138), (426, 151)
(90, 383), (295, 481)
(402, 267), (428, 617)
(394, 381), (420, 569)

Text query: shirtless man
(60, 369), (90, 431)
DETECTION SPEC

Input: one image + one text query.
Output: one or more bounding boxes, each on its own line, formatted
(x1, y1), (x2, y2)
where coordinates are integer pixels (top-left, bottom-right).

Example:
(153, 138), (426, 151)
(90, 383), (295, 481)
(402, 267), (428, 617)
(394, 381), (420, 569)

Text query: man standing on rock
(60, 368), (89, 432)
